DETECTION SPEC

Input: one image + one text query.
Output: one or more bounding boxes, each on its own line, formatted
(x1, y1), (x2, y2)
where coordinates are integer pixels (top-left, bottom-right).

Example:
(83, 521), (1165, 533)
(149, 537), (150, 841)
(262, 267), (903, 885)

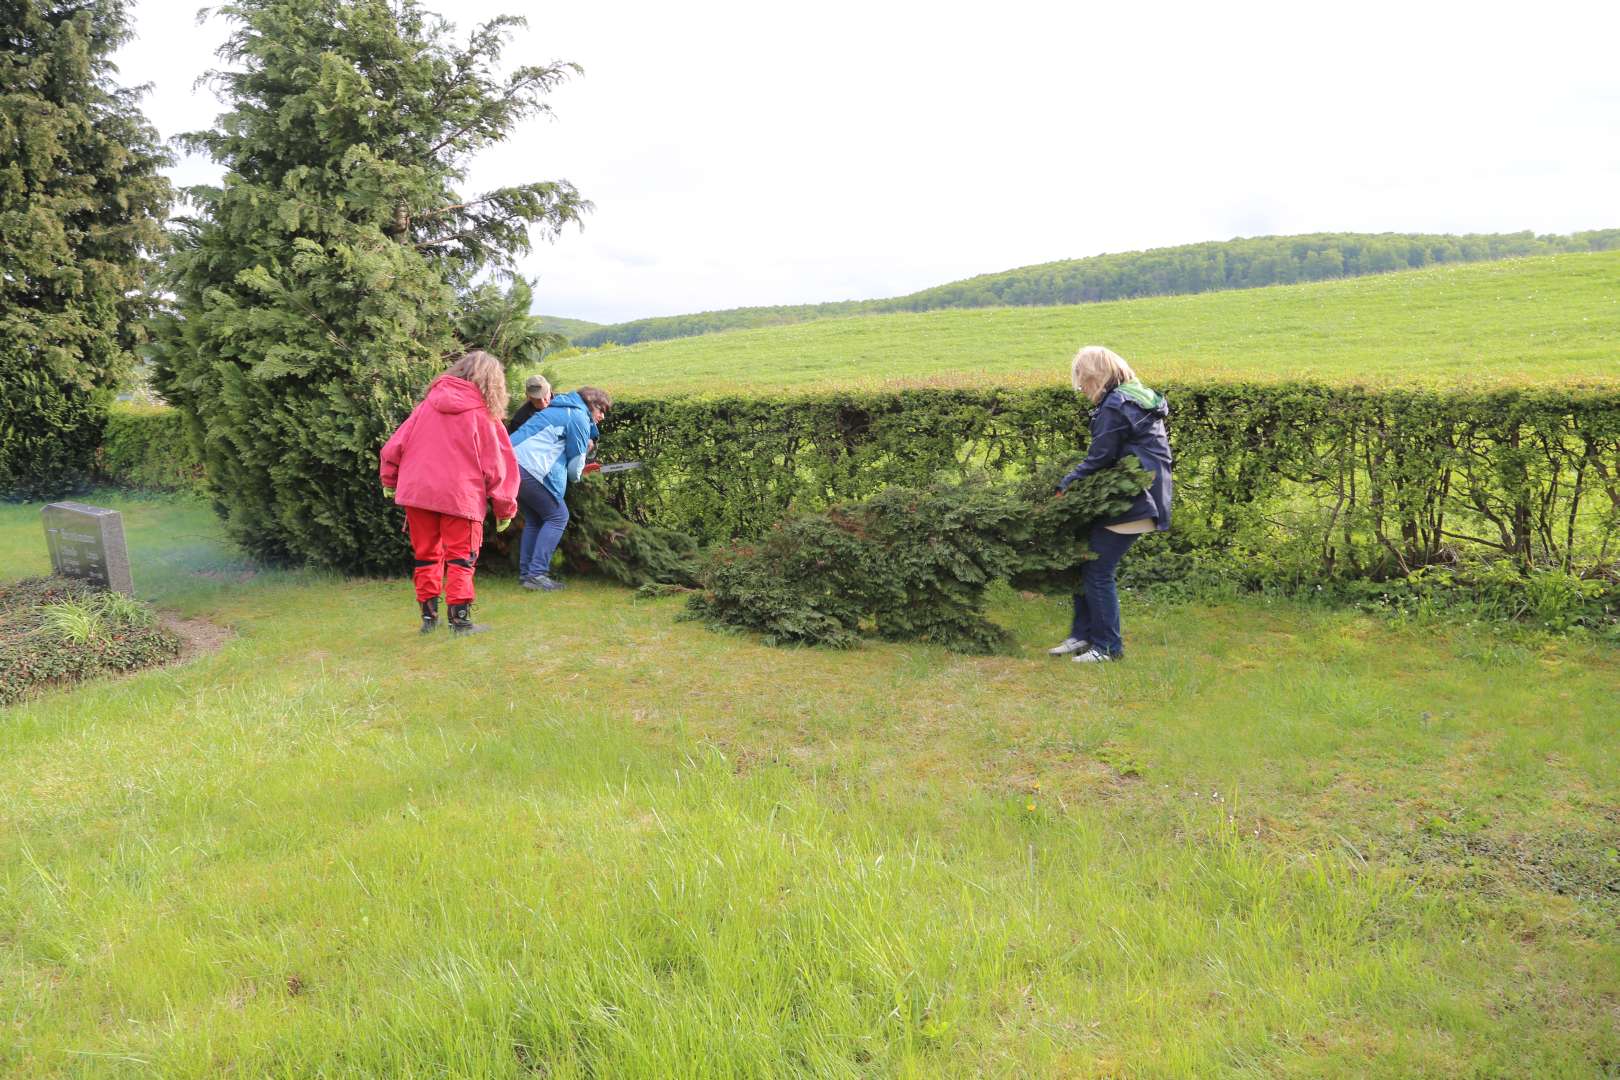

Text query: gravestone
(42, 502), (134, 594)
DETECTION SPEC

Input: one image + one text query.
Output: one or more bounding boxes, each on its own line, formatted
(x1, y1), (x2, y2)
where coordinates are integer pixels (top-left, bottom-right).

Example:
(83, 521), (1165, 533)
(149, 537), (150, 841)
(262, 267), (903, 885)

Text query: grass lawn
(2, 494), (1617, 1077)
(544, 251), (1620, 397)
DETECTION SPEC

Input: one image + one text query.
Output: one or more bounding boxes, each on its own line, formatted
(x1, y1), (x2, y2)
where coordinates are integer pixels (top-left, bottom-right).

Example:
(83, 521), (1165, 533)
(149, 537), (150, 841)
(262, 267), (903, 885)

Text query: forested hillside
(536, 315), (601, 338)
(570, 229), (1620, 348)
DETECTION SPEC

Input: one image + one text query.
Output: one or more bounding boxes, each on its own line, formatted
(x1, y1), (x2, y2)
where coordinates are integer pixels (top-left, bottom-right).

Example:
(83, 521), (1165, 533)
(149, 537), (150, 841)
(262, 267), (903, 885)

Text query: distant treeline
(571, 230), (1620, 348)
(535, 315), (602, 339)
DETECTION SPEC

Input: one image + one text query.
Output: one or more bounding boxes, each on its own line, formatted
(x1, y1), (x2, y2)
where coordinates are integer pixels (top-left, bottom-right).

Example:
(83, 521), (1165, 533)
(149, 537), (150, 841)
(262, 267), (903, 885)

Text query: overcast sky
(115, 0), (1620, 324)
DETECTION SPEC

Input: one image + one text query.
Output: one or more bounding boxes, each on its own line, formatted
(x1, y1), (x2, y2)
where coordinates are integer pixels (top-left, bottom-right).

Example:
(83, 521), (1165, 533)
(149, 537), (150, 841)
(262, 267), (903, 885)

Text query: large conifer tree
(153, 0), (586, 572)
(0, 0), (171, 499)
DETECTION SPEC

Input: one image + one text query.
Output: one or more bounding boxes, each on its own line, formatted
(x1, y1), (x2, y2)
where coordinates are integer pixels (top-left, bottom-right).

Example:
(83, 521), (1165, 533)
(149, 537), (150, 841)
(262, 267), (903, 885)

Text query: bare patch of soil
(160, 613), (233, 661)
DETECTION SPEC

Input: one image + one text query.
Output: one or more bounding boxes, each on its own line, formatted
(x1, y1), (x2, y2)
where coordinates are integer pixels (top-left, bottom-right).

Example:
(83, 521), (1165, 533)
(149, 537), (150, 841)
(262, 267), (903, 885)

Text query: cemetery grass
(2, 495), (1617, 1077)
(545, 251), (1620, 397)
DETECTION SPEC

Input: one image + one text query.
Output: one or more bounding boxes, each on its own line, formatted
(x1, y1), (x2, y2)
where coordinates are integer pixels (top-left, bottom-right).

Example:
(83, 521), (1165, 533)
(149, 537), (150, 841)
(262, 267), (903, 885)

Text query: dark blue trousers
(1070, 526), (1140, 657)
(517, 472), (569, 579)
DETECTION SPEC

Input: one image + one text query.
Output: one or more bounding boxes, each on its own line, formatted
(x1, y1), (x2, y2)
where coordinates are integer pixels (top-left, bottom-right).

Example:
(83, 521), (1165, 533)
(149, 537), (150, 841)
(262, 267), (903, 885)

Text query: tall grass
(1, 496), (1616, 1075)
(36, 600), (103, 645)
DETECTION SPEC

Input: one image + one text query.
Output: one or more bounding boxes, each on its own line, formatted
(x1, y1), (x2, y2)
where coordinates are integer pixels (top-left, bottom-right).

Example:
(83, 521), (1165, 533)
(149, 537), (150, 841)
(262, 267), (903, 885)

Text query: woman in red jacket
(380, 351), (519, 636)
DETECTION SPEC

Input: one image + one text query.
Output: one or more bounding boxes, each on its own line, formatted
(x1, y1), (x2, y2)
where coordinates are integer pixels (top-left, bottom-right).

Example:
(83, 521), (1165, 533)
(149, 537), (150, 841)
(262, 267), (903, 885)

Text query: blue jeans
(517, 472), (569, 579)
(1070, 526), (1140, 657)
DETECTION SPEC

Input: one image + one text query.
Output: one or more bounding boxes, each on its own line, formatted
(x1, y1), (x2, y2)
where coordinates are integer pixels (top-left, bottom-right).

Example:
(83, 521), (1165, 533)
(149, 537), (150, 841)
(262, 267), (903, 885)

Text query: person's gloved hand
(583, 461), (602, 476)
(496, 517), (513, 532)
(383, 487), (396, 498)
(1053, 487), (1065, 498)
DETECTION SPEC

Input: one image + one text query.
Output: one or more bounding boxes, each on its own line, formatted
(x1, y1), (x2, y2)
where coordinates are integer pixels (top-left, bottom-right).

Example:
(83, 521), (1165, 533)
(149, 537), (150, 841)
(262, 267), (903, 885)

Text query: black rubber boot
(447, 601), (487, 636)
(419, 597), (440, 634)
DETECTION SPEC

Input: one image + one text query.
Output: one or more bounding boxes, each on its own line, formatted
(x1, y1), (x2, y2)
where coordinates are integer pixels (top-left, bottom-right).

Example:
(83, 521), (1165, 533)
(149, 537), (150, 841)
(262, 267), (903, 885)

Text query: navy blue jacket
(1058, 389), (1173, 531)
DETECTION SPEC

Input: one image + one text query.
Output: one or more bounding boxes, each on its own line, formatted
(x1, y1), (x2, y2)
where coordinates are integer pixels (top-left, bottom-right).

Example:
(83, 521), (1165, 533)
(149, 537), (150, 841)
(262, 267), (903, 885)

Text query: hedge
(101, 386), (1620, 624)
(95, 404), (207, 493)
(593, 385), (1620, 586)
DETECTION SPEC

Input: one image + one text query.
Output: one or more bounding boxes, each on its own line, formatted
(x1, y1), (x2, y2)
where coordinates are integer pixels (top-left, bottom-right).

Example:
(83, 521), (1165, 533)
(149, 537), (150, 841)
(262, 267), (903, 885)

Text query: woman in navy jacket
(1051, 346), (1172, 663)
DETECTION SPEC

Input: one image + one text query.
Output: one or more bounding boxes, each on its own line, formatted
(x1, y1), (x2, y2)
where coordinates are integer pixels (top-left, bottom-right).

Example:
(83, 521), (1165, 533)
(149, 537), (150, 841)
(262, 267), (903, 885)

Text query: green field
(4, 495), (1617, 1076)
(546, 252), (1620, 397)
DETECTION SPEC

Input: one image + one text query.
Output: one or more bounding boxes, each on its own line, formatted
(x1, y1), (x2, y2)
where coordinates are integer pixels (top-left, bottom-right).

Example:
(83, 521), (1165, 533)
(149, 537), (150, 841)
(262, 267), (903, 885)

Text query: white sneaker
(1071, 647), (1116, 663)
(1047, 637), (1090, 656)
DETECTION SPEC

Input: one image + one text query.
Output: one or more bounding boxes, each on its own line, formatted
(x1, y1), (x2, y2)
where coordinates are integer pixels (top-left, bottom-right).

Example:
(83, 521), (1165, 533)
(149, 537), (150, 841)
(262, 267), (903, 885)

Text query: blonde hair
(1070, 345), (1137, 405)
(442, 350), (508, 420)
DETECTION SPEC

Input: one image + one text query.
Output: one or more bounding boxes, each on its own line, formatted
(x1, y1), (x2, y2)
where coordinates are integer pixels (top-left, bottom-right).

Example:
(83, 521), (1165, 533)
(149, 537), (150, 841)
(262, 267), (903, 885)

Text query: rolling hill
(535, 315), (602, 339)
(564, 229), (1620, 349)
(543, 251), (1620, 398)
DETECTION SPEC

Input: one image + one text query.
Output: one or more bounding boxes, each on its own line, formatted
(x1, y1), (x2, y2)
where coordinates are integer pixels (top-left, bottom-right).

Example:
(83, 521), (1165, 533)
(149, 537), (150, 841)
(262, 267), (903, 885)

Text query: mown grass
(544, 251), (1620, 397)
(2, 494), (1617, 1077)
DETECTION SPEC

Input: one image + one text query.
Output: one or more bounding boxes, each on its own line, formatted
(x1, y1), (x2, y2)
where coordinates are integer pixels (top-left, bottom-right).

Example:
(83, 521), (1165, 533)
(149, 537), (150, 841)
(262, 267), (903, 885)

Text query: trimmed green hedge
(592, 385), (1620, 624)
(103, 386), (1620, 626)
(95, 405), (206, 493)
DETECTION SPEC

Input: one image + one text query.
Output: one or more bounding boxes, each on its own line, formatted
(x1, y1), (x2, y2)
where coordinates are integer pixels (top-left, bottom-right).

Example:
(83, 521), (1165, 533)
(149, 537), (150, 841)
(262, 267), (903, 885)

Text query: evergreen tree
(454, 276), (566, 380)
(0, 0), (171, 499)
(153, 0), (587, 572)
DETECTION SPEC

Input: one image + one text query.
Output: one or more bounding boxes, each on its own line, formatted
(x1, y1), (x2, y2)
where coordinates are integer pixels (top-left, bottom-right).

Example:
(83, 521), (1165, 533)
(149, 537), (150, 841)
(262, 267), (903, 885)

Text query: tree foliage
(152, 0), (587, 572)
(454, 275), (567, 379)
(0, 0), (171, 499)
(571, 230), (1620, 348)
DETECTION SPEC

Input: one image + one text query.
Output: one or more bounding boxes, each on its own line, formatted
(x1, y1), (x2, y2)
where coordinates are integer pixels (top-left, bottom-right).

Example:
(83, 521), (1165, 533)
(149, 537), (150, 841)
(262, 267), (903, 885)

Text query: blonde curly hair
(442, 350), (508, 421)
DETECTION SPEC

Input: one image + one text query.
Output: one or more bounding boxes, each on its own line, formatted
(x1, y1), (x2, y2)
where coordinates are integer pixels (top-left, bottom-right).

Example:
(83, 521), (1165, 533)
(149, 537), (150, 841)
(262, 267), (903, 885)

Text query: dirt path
(160, 613), (233, 662)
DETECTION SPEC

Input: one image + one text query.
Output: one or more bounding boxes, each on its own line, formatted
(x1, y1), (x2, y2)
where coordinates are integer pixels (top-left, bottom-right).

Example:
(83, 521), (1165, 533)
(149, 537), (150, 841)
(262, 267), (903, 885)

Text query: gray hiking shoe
(521, 574), (564, 592)
(1047, 637), (1090, 656)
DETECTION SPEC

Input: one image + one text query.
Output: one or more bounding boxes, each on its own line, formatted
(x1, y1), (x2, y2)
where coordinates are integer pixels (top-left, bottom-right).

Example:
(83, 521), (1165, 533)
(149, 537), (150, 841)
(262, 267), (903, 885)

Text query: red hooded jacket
(379, 376), (519, 522)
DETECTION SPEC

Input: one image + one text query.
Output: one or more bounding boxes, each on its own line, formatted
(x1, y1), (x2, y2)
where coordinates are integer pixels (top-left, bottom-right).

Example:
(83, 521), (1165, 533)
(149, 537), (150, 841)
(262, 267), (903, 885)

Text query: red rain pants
(405, 507), (483, 604)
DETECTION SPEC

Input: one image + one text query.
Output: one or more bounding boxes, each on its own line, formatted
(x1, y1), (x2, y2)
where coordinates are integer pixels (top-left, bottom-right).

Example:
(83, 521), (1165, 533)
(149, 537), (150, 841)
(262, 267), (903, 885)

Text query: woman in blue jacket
(508, 386), (612, 590)
(1050, 347), (1172, 663)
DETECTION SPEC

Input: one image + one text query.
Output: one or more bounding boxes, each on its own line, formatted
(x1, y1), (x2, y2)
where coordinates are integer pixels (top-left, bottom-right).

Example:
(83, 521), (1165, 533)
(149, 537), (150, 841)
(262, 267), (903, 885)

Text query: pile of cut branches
(558, 474), (701, 588)
(684, 461), (1150, 652)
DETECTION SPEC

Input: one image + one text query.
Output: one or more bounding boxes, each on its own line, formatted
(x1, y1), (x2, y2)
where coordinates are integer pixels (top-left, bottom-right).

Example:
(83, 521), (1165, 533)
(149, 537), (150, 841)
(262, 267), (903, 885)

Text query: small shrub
(0, 578), (180, 706)
(37, 600), (104, 645)
(93, 589), (158, 629)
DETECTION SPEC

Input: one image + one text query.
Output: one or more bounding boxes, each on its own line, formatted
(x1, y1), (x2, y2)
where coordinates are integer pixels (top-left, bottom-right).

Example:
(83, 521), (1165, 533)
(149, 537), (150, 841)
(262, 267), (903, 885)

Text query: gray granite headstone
(42, 502), (133, 594)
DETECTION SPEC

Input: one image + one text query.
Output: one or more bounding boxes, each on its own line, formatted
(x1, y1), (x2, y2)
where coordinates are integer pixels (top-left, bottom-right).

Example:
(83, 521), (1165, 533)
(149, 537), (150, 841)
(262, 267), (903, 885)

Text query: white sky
(116, 0), (1620, 324)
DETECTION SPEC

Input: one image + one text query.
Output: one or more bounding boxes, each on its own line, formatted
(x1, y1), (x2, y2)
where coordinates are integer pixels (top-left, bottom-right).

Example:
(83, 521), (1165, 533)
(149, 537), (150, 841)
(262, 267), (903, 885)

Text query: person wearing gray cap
(505, 374), (552, 434)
